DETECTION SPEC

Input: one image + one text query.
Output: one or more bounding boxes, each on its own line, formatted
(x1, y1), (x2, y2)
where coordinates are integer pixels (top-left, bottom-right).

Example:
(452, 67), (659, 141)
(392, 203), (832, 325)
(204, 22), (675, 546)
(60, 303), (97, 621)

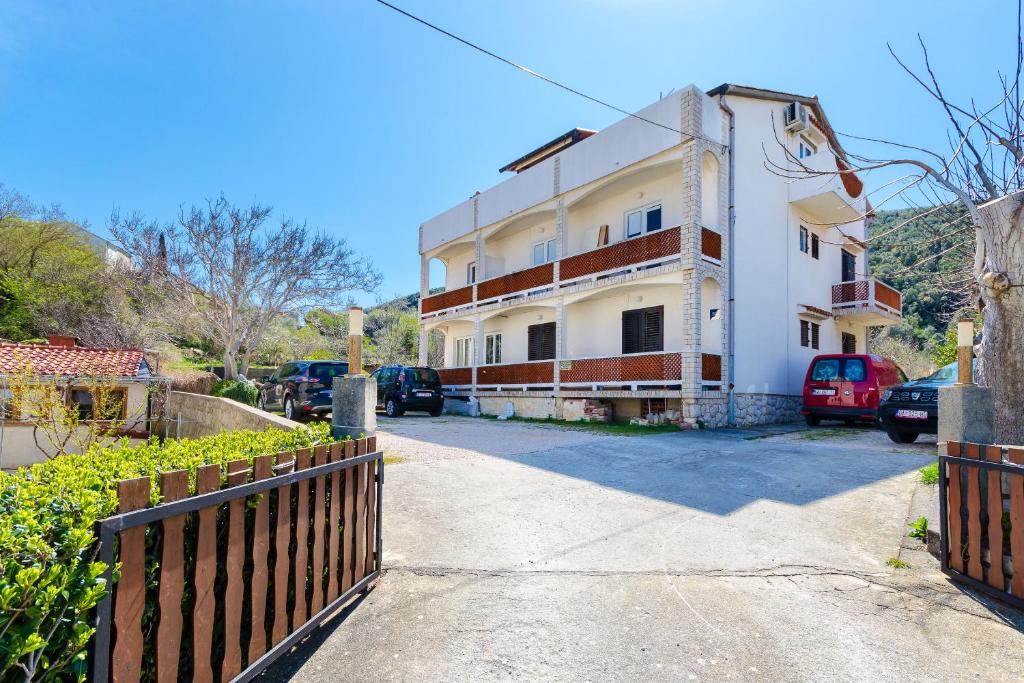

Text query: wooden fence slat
(965, 443), (984, 581)
(1010, 448), (1024, 597)
(947, 441), (964, 572)
(155, 471), (189, 683)
(365, 451), (378, 578)
(354, 438), (367, 584)
(984, 445), (1006, 591)
(112, 477), (150, 683)
(249, 455), (273, 660)
(222, 459), (249, 681)
(271, 452), (294, 645)
(327, 442), (342, 602)
(293, 448), (312, 627)
(311, 446), (328, 615)
(342, 440), (356, 592)
(192, 464), (220, 683)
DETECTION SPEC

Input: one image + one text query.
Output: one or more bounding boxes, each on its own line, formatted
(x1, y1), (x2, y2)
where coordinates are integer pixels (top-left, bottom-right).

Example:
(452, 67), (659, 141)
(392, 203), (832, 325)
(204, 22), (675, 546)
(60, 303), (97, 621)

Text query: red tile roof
(0, 343), (148, 377)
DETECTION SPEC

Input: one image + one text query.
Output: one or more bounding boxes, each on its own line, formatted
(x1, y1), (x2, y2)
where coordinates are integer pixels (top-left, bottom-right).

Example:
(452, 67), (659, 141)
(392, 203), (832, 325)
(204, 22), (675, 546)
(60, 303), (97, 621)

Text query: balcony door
(841, 250), (856, 283)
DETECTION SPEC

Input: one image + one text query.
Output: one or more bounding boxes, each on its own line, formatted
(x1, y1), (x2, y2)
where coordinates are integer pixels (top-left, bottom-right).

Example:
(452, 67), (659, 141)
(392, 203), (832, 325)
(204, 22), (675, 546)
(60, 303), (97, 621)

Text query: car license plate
(811, 388), (836, 396)
(895, 409), (929, 420)
(415, 391), (433, 397)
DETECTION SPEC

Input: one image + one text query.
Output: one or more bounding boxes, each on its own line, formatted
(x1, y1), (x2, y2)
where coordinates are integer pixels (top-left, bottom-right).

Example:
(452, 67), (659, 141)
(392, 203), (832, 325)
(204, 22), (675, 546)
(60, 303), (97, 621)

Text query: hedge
(0, 421), (334, 682)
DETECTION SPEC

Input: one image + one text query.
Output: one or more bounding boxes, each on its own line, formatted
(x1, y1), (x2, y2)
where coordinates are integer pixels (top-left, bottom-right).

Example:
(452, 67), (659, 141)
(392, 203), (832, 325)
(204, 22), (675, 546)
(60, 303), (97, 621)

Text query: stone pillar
(472, 315), (483, 389)
(554, 298), (565, 390)
(938, 321), (993, 444)
(332, 375), (377, 440)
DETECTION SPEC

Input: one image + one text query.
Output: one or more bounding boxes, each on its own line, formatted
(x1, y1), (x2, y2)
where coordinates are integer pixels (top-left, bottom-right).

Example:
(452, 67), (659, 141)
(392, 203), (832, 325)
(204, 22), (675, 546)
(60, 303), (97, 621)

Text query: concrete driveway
(266, 418), (1024, 682)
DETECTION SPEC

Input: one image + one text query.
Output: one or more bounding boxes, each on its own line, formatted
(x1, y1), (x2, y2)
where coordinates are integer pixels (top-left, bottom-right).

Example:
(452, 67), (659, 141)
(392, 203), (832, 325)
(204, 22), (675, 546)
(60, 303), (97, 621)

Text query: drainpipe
(719, 97), (738, 426)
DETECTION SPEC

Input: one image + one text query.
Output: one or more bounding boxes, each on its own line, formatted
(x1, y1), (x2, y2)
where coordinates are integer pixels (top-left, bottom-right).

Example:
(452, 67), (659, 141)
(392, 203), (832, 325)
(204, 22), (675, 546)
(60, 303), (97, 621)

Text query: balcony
(701, 353), (722, 387)
(437, 367), (472, 387)
(831, 278), (902, 325)
(477, 360), (555, 389)
(422, 227), (683, 320)
(560, 352), (682, 389)
(700, 227), (721, 262)
(789, 151), (865, 224)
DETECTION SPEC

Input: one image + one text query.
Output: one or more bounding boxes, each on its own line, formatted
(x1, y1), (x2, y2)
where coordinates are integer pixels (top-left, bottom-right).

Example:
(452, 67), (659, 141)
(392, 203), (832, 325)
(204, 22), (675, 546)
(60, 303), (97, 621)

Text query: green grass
(383, 450), (407, 465)
(481, 414), (681, 436)
(886, 557), (910, 569)
(919, 461), (939, 486)
(799, 427), (864, 441)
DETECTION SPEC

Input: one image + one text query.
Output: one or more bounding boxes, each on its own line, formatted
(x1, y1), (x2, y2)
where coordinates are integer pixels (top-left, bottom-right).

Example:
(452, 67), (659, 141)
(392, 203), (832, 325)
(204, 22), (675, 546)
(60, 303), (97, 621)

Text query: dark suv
(256, 360), (348, 421)
(370, 365), (444, 417)
(878, 360), (975, 443)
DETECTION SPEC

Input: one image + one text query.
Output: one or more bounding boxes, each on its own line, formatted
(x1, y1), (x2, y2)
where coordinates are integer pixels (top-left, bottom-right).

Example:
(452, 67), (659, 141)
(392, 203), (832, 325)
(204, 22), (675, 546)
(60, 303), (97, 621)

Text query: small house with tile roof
(0, 335), (168, 468)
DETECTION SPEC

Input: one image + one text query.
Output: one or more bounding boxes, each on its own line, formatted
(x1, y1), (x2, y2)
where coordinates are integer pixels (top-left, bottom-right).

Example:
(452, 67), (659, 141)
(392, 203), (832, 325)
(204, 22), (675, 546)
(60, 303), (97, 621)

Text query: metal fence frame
(938, 450), (1024, 611)
(90, 449), (384, 682)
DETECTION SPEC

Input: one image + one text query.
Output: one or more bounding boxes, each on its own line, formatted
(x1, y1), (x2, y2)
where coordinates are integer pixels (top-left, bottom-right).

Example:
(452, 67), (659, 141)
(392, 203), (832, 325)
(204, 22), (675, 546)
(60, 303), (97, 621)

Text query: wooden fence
(90, 437), (383, 682)
(940, 440), (1024, 609)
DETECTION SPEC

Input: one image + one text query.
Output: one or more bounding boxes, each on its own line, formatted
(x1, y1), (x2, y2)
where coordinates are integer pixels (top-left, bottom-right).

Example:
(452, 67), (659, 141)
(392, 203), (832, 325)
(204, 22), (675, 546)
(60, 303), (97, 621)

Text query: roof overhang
(499, 128), (597, 174)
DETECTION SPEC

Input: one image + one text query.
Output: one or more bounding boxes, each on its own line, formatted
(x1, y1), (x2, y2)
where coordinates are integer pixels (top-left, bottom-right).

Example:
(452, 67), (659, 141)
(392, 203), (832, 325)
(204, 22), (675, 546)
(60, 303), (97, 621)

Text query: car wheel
(385, 399), (404, 417)
(887, 430), (919, 444)
(284, 396), (296, 421)
(429, 405), (443, 417)
(804, 415), (821, 427)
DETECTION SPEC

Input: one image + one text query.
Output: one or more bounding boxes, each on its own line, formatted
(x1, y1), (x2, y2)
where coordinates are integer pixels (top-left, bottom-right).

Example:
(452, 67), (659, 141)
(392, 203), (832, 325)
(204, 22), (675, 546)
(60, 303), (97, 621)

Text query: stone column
(472, 315), (483, 390)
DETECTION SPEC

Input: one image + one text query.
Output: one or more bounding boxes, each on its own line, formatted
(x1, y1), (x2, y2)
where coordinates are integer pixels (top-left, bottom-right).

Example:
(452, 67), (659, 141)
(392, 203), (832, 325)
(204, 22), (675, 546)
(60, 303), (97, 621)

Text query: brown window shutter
(622, 310), (641, 354)
(528, 322), (556, 361)
(811, 234), (819, 259)
(811, 322), (820, 350)
(643, 306), (664, 352)
(800, 319), (809, 347)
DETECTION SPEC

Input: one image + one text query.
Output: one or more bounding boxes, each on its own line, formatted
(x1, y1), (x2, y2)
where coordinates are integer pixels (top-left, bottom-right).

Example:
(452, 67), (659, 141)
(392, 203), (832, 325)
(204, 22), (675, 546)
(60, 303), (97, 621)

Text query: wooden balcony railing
(437, 367), (472, 386)
(701, 228), (722, 261)
(421, 285), (474, 315)
(560, 226), (681, 282)
(477, 361), (554, 386)
(701, 353), (722, 383)
(476, 262), (554, 302)
(560, 352), (682, 385)
(832, 277), (902, 317)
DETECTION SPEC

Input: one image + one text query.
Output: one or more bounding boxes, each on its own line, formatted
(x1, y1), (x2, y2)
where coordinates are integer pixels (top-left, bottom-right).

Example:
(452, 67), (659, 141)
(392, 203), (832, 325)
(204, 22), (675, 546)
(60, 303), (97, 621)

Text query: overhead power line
(372, 0), (727, 150)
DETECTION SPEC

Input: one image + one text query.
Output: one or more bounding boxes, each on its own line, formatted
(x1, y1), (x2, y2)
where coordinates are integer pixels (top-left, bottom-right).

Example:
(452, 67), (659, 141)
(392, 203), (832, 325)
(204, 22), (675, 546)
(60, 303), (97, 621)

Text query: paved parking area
(265, 417), (1024, 682)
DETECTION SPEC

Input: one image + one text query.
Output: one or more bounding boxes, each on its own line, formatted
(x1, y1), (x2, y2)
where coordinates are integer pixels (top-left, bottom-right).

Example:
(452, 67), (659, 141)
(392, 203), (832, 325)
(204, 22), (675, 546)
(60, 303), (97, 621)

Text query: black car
(256, 360), (348, 421)
(370, 365), (444, 417)
(878, 360), (974, 443)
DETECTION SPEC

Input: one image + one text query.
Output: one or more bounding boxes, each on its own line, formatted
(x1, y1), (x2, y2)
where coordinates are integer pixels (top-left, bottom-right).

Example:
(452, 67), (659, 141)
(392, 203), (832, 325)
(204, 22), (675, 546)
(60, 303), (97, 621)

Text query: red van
(801, 354), (905, 426)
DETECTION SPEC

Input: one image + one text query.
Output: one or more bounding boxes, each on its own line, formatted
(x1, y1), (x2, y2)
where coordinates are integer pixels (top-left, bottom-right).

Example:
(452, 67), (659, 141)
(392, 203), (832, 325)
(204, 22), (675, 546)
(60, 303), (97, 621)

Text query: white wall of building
(482, 307), (557, 364)
(564, 284), (684, 359)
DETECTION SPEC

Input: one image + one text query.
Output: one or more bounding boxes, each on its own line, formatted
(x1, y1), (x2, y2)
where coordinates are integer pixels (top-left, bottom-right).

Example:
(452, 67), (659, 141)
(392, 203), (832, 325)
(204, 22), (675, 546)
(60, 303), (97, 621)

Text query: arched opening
(701, 152), (720, 229)
(701, 277), (722, 354)
(427, 257), (448, 293)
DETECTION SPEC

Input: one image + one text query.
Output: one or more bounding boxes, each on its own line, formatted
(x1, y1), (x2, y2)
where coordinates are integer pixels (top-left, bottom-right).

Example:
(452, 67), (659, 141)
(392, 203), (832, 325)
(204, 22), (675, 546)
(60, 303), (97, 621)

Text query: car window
(924, 362), (957, 382)
(407, 367), (441, 389)
(310, 363), (348, 381)
(844, 359), (866, 382)
(811, 359), (840, 381)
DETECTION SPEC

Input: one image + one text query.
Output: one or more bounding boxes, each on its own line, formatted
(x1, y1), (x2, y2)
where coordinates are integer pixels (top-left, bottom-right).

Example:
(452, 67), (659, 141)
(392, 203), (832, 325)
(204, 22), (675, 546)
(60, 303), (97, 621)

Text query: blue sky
(0, 0), (1008, 305)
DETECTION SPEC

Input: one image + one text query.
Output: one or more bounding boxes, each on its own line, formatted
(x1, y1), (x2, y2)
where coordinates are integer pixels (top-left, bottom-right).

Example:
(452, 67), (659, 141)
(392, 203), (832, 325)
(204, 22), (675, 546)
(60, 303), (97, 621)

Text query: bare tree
(770, 9), (1024, 442)
(112, 195), (381, 379)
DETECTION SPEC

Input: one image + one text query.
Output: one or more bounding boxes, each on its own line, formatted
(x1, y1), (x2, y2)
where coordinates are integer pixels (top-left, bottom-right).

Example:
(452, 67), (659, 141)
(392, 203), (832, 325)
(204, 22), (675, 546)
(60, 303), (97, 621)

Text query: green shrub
(908, 516), (929, 541)
(919, 461), (939, 486)
(0, 422), (333, 681)
(211, 378), (259, 406)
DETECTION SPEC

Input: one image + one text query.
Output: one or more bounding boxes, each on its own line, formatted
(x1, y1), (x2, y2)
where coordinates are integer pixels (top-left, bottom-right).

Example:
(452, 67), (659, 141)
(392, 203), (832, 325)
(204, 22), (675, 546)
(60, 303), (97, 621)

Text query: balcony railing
(476, 262), (554, 303)
(701, 353), (722, 384)
(700, 228), (722, 262)
(560, 352), (682, 387)
(437, 367), (472, 386)
(421, 285), (473, 315)
(476, 360), (555, 387)
(560, 226), (681, 283)
(831, 277), (902, 324)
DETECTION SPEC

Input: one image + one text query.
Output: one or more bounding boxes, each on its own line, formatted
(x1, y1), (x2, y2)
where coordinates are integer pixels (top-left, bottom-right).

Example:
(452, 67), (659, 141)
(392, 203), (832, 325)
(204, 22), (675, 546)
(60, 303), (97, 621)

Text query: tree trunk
(976, 193), (1024, 444)
(223, 347), (238, 381)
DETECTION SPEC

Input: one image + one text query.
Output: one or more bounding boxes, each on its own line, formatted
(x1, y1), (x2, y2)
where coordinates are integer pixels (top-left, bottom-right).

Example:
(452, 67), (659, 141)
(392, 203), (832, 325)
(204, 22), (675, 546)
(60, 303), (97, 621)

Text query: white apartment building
(417, 84), (902, 427)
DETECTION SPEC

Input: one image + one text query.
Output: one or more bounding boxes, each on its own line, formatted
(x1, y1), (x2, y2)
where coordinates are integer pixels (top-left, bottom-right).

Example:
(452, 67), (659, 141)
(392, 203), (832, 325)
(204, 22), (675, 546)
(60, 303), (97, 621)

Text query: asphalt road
(264, 418), (1024, 682)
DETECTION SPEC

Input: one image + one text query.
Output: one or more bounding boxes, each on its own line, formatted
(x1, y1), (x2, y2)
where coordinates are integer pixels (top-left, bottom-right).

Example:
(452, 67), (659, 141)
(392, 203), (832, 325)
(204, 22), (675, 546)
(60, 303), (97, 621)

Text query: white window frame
(466, 261), (477, 285)
(531, 238), (557, 266)
(799, 225), (809, 254)
(624, 202), (662, 239)
(455, 336), (474, 367)
(798, 135), (818, 159)
(484, 332), (502, 365)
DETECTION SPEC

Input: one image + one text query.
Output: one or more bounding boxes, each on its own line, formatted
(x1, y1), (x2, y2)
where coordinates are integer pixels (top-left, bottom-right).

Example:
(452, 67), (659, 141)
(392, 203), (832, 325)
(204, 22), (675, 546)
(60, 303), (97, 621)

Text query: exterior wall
(484, 213), (557, 277)
(482, 307), (557, 365)
(442, 243), (477, 291)
(477, 395), (557, 419)
(168, 391), (299, 439)
(564, 284), (684, 359)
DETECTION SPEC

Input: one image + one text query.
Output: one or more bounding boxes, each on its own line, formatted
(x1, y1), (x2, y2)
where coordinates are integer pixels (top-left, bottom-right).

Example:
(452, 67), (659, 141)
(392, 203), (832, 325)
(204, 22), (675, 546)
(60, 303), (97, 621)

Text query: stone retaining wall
(167, 391), (299, 439)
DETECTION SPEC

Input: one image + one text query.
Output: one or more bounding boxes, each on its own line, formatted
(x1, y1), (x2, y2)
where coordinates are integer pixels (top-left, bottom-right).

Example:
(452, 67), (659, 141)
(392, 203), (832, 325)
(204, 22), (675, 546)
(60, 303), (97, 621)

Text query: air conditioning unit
(784, 101), (809, 133)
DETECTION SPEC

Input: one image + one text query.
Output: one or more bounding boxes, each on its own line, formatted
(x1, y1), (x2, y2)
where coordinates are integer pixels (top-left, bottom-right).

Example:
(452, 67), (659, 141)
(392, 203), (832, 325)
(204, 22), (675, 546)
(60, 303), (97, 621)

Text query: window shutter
(541, 323), (556, 360)
(528, 325), (541, 361)
(528, 323), (556, 361)
(800, 320), (809, 347)
(811, 322), (820, 350)
(842, 332), (856, 354)
(622, 310), (641, 354)
(643, 306), (664, 352)
(811, 234), (819, 259)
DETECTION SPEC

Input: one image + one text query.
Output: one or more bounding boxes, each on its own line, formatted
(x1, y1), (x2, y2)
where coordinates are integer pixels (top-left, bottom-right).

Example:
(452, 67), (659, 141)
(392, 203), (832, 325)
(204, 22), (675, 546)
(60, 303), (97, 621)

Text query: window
(799, 226), (809, 253)
(841, 250), (856, 282)
(527, 322), (556, 361)
(810, 357), (864, 381)
(484, 332), (502, 365)
(622, 306), (664, 354)
(625, 203), (662, 238)
(407, 368), (441, 389)
(798, 136), (818, 159)
(466, 262), (477, 285)
(0, 387), (19, 420)
(800, 320), (820, 349)
(455, 337), (473, 366)
(70, 388), (126, 421)
(310, 363), (348, 381)
(842, 332), (857, 354)
(532, 238), (557, 266)
(811, 233), (819, 259)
